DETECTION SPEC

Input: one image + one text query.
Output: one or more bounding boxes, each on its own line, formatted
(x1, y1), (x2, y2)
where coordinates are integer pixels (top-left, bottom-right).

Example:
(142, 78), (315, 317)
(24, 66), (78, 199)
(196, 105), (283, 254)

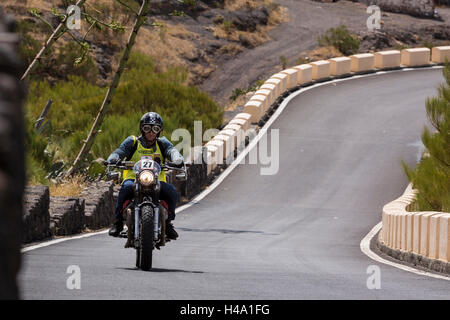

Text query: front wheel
(137, 205), (154, 271)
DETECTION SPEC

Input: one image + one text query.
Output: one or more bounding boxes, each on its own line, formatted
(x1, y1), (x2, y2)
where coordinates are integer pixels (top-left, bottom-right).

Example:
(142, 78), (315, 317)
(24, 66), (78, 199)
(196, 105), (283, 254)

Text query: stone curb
(376, 233), (450, 276)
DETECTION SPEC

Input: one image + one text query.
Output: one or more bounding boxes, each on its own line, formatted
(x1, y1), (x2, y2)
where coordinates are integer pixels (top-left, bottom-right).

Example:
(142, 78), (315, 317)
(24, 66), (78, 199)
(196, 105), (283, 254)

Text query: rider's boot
(108, 218), (123, 237)
(165, 220), (178, 240)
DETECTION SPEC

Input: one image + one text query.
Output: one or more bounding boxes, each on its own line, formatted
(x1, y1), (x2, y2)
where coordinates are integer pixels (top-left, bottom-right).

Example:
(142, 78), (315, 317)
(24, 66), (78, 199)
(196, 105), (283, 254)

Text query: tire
(0, 8), (25, 299)
(136, 248), (140, 268)
(138, 205), (154, 271)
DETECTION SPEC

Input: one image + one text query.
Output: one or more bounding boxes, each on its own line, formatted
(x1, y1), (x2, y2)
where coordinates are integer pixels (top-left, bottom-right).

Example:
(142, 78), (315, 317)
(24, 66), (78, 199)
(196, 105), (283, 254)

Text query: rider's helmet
(140, 112), (163, 138)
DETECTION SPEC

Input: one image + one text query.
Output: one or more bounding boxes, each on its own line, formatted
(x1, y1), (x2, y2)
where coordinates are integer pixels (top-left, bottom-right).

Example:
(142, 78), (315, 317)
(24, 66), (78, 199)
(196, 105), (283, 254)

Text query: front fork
(134, 202), (160, 244)
(134, 205), (140, 243)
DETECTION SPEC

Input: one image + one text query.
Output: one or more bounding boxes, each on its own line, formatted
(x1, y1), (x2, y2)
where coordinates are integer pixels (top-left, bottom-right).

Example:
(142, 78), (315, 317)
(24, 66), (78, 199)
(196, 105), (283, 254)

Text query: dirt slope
(200, 0), (450, 110)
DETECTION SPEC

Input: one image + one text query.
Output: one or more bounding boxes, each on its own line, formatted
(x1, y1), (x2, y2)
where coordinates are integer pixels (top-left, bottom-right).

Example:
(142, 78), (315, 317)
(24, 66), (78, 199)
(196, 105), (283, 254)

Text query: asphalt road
(19, 68), (450, 300)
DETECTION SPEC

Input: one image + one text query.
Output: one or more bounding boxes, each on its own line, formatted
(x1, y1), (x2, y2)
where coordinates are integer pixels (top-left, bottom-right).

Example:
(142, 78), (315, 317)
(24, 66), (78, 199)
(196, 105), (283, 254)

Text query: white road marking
(22, 66), (444, 253)
(22, 230), (109, 253)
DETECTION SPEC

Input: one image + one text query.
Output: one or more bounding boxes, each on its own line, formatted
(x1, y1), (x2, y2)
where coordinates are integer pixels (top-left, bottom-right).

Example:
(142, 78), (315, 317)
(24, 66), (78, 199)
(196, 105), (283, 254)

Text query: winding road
(19, 68), (450, 299)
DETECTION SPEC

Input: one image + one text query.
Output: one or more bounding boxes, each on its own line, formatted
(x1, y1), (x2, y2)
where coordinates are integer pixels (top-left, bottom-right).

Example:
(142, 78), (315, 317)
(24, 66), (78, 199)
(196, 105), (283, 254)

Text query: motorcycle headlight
(139, 171), (155, 186)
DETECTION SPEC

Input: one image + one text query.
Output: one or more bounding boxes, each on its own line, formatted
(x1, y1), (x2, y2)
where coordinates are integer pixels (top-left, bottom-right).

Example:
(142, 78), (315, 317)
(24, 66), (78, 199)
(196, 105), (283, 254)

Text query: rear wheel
(138, 205), (154, 271)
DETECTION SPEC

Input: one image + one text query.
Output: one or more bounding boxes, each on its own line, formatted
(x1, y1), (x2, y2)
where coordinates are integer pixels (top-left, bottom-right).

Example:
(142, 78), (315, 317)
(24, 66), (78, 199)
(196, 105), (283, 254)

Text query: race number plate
(140, 156), (154, 170)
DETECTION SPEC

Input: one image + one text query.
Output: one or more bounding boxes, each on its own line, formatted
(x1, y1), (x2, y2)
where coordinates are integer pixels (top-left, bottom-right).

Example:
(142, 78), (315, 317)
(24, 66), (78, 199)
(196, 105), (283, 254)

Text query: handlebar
(103, 161), (134, 170)
(104, 160), (189, 182)
(104, 160), (190, 171)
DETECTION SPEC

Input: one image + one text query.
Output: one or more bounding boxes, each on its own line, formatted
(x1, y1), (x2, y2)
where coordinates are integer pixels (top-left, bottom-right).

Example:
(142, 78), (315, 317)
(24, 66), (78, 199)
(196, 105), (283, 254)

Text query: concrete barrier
(396, 211), (405, 249)
(220, 128), (243, 155)
(310, 60), (330, 80)
(271, 73), (288, 94)
(206, 139), (224, 164)
(281, 68), (299, 89)
(229, 118), (248, 132)
(220, 128), (236, 140)
(406, 212), (414, 252)
(329, 57), (351, 76)
(400, 212), (408, 250)
(206, 142), (221, 169)
(374, 50), (401, 69)
(212, 134), (233, 160)
(412, 212), (422, 254)
(244, 100), (263, 123)
(293, 64), (313, 85)
(431, 46), (450, 64)
(439, 215), (450, 262)
(429, 214), (447, 259)
(234, 113), (251, 131)
(264, 78), (282, 98)
(419, 212), (438, 256)
(259, 83), (278, 102)
(401, 48), (430, 66)
(380, 182), (450, 265)
(250, 94), (269, 114)
(204, 150), (214, 175)
(254, 89), (273, 107)
(223, 123), (242, 133)
(350, 53), (374, 72)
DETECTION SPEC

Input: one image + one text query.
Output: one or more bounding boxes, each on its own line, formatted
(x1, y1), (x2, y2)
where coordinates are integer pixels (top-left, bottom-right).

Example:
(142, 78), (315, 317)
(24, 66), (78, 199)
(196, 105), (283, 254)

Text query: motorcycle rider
(107, 112), (184, 240)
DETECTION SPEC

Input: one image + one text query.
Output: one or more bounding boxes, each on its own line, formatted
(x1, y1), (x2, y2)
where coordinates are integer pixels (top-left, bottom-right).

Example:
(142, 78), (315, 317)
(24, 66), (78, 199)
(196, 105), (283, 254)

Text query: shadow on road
(178, 227), (279, 236)
(116, 267), (204, 274)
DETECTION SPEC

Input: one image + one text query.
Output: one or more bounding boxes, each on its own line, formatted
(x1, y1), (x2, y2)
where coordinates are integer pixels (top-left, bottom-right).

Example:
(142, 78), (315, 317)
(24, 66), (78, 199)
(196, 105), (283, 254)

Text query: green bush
(403, 63), (450, 212)
(317, 25), (360, 56)
(24, 115), (52, 184)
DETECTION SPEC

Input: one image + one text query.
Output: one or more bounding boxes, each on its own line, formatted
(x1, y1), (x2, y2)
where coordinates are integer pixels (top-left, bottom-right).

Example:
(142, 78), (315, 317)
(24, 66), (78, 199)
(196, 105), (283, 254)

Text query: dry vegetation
(215, 0), (288, 43)
(48, 175), (87, 196)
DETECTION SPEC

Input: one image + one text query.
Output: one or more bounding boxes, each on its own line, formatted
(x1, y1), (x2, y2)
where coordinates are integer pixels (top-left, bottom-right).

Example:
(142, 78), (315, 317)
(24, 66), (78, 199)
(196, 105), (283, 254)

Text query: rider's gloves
(107, 153), (120, 165)
(169, 149), (184, 167)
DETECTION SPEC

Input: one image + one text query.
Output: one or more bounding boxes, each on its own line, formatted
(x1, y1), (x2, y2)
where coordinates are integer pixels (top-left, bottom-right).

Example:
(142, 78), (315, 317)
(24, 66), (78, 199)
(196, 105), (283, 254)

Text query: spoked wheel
(137, 205), (154, 271)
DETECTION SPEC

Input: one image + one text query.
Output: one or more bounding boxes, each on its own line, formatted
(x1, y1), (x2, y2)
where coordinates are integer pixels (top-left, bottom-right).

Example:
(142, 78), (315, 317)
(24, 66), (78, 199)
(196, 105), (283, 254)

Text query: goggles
(142, 124), (162, 134)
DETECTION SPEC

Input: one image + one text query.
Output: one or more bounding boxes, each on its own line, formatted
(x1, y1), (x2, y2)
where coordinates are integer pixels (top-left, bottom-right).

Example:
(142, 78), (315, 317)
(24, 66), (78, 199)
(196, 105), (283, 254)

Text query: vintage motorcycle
(105, 156), (187, 271)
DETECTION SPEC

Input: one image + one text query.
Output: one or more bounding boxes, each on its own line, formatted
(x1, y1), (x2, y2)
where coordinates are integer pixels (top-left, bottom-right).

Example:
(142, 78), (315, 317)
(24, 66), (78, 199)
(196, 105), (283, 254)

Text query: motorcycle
(105, 156), (187, 271)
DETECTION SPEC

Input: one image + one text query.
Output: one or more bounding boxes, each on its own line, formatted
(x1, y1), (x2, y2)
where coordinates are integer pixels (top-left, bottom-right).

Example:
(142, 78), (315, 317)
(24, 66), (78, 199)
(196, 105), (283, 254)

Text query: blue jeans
(114, 179), (178, 221)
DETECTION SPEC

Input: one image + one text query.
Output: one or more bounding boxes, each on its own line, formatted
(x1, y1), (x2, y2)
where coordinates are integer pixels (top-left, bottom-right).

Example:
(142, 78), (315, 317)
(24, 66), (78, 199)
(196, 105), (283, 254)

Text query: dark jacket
(107, 135), (184, 165)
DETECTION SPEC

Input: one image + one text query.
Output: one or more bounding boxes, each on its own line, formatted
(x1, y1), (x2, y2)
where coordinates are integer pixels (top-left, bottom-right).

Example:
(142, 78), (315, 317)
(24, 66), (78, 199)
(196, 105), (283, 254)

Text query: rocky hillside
(356, 0), (436, 19)
(2, 0), (286, 87)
